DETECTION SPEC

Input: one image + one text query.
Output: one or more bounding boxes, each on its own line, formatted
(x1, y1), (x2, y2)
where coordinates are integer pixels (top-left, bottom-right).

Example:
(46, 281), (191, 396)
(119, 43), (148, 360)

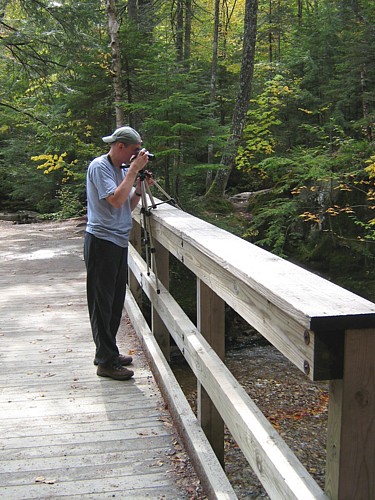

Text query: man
(84, 126), (150, 380)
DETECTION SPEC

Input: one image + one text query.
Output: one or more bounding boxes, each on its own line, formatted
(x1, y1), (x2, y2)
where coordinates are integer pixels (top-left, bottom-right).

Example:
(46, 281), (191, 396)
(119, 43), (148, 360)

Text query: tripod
(138, 170), (179, 294)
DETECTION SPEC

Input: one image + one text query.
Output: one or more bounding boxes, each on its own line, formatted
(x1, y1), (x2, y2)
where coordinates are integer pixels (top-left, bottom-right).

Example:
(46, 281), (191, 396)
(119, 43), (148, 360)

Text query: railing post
(325, 328), (375, 499)
(129, 220), (142, 306)
(197, 278), (225, 466)
(152, 239), (170, 360)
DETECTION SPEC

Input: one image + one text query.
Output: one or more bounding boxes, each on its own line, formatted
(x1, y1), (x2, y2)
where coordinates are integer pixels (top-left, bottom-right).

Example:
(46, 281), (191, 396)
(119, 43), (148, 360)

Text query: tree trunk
(184, 0), (192, 66)
(127, 0), (138, 22)
(268, 0), (273, 63)
(206, 0), (259, 197)
(175, 0), (184, 62)
(297, 0), (303, 21)
(361, 65), (373, 142)
(106, 0), (124, 127)
(205, 0), (220, 192)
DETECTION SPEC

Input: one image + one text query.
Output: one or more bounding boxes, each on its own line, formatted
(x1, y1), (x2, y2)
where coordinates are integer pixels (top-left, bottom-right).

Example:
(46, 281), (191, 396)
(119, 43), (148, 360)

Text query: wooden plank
(1, 471), (182, 499)
(0, 413), (164, 438)
(0, 448), (165, 474)
(128, 244), (327, 499)
(1, 424), (169, 448)
(0, 436), (174, 461)
(1, 463), (175, 485)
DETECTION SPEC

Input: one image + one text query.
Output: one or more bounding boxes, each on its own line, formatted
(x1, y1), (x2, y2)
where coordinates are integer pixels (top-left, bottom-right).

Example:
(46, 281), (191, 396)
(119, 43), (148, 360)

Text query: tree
(106, 0), (124, 127)
(205, 0), (221, 190)
(206, 0), (259, 196)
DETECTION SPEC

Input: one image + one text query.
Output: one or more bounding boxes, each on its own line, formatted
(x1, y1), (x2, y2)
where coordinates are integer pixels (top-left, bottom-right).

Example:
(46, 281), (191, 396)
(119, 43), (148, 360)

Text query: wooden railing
(126, 199), (375, 500)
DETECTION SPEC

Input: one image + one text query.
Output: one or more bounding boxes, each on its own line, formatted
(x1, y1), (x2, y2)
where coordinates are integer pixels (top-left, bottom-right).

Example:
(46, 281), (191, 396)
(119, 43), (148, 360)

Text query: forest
(1, 0), (375, 300)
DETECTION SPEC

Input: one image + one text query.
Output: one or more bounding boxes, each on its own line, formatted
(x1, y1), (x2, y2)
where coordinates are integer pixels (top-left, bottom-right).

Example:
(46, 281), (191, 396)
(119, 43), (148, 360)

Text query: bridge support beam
(325, 328), (375, 499)
(152, 239), (170, 360)
(129, 221), (142, 306)
(197, 278), (225, 467)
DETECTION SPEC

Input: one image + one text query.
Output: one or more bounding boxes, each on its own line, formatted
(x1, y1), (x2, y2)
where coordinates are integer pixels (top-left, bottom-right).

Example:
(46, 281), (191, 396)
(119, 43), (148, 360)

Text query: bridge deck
(0, 219), (196, 499)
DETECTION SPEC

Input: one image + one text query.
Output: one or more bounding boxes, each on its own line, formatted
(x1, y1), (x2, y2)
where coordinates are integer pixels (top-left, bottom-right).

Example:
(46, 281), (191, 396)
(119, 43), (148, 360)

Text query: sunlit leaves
(31, 152), (77, 182)
(365, 155), (375, 179)
(239, 73), (301, 167)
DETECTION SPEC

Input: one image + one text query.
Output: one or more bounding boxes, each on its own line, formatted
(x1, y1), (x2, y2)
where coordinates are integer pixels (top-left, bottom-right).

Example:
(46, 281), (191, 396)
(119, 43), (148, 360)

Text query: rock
(17, 210), (41, 223)
(0, 212), (20, 222)
(0, 211), (41, 224)
(229, 189), (273, 203)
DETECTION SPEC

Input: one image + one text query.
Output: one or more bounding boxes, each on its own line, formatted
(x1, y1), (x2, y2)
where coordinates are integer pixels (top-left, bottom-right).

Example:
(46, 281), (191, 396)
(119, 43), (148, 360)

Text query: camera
(132, 151), (155, 161)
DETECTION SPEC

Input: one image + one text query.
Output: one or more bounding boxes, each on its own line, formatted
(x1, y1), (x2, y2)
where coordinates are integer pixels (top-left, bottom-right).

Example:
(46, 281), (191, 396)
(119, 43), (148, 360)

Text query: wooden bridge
(1, 195), (375, 499)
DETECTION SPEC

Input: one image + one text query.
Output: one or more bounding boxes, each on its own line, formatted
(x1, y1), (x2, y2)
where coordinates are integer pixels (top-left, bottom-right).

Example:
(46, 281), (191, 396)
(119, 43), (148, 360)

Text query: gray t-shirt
(86, 154), (133, 248)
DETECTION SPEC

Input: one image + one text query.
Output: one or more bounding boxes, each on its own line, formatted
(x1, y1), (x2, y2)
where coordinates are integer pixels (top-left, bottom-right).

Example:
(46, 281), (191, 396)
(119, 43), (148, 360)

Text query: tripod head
(138, 168), (153, 181)
(137, 168), (180, 210)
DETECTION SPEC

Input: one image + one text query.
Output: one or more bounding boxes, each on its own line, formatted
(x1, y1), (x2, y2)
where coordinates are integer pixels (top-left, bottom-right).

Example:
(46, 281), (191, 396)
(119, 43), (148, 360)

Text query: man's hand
(129, 148), (149, 173)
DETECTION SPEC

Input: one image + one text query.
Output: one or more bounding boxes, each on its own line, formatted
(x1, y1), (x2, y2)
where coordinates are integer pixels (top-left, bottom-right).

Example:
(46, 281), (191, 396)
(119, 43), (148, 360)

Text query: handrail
(127, 200), (375, 499)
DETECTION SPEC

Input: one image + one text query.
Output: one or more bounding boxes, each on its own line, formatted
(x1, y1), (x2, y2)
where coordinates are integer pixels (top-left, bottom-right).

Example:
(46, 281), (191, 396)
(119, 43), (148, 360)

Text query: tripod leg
(146, 220), (160, 294)
(151, 180), (181, 209)
(140, 181), (151, 276)
(139, 179), (160, 293)
(144, 182), (157, 209)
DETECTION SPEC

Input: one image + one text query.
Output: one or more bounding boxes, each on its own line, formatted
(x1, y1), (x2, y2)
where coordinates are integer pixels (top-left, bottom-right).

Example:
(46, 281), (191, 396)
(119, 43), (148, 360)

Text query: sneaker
(97, 363), (134, 381)
(94, 354), (133, 366)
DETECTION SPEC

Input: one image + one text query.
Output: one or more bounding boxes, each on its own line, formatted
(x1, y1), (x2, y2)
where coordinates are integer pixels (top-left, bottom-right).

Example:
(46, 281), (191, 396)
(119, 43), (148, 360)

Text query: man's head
(103, 126), (142, 166)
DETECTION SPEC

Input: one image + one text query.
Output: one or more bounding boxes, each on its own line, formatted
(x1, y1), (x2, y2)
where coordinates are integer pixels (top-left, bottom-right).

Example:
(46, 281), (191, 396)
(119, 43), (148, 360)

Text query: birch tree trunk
(106, 0), (124, 127)
(206, 0), (259, 197)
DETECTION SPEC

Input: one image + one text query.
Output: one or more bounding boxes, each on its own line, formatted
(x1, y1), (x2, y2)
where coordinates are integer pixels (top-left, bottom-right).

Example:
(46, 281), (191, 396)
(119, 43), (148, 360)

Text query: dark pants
(84, 232), (128, 365)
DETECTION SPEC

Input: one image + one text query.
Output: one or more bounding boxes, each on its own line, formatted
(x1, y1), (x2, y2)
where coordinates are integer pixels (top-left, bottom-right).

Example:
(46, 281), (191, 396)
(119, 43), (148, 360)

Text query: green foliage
(244, 140), (375, 287)
(244, 198), (299, 257)
(1, 0), (375, 298)
(55, 186), (84, 220)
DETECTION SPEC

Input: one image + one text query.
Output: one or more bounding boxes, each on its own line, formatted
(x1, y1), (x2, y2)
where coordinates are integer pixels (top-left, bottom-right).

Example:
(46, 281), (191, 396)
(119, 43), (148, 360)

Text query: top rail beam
(133, 203), (375, 380)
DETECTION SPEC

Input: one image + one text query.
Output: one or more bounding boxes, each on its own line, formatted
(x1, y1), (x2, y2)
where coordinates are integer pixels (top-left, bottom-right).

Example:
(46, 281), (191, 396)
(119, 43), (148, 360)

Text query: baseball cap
(102, 126), (142, 144)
